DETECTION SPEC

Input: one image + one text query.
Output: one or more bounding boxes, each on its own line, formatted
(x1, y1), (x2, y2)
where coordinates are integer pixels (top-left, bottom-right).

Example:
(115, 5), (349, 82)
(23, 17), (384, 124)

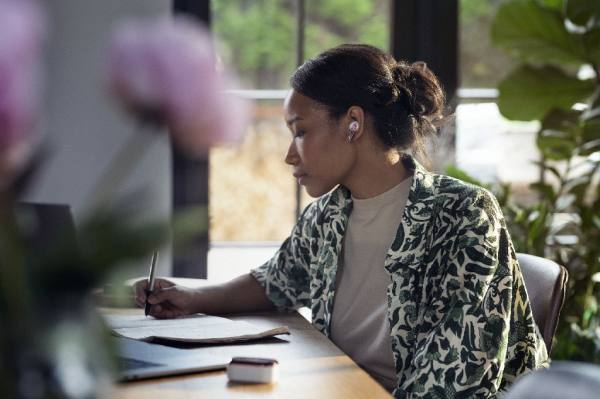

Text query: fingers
(133, 278), (174, 308)
(145, 285), (192, 319)
(155, 279), (175, 289)
(147, 286), (178, 305)
(149, 304), (185, 319)
(133, 279), (148, 308)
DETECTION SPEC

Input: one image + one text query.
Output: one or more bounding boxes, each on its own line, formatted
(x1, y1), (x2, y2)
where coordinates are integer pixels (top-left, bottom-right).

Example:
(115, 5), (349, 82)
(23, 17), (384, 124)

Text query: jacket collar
(325, 154), (437, 273)
(385, 154), (437, 273)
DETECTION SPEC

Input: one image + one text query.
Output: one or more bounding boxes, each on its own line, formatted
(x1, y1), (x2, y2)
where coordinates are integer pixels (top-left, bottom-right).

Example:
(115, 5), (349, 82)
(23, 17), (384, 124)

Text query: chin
(305, 183), (336, 198)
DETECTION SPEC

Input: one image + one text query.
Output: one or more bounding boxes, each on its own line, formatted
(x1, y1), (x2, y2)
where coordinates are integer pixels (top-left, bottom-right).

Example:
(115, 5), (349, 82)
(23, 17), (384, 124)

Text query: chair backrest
(505, 361), (600, 399)
(516, 253), (568, 353)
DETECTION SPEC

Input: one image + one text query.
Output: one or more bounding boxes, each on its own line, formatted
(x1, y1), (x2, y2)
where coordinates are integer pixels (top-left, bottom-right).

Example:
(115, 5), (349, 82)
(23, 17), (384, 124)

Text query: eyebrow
(285, 116), (303, 126)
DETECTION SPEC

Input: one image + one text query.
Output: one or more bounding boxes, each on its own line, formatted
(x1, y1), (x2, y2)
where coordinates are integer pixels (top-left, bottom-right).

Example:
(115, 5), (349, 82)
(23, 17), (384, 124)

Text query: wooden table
(109, 279), (393, 398)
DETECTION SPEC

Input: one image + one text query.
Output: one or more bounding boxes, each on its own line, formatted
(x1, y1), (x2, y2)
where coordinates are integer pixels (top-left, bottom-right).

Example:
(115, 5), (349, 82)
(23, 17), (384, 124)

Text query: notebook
(105, 313), (290, 344)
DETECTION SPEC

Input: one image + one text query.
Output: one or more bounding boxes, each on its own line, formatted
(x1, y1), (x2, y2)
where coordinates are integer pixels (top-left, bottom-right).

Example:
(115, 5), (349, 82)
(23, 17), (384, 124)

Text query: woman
(135, 44), (548, 397)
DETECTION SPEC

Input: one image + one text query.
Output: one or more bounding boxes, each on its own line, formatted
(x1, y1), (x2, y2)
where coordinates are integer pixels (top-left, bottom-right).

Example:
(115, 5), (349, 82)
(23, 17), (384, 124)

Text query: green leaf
(531, 182), (557, 201)
(583, 88), (600, 121)
(566, 0), (600, 28)
(593, 216), (600, 231)
(527, 204), (549, 253)
(581, 124), (600, 154)
(498, 65), (595, 120)
(537, 0), (564, 11)
(533, 160), (563, 180)
(582, 90), (600, 154)
(542, 107), (582, 131)
(491, 0), (587, 65)
(580, 138), (600, 155)
(537, 108), (581, 159)
(563, 175), (591, 204)
(583, 27), (600, 64)
(556, 193), (577, 211)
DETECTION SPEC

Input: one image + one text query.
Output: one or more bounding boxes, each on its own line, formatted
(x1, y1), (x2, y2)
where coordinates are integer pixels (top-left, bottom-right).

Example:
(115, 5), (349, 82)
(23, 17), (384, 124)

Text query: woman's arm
(133, 273), (275, 318)
(134, 199), (321, 319)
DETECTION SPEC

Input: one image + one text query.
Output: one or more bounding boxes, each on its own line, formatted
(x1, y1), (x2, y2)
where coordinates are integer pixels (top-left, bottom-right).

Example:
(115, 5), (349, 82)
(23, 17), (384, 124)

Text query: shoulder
(407, 155), (501, 223)
(429, 172), (503, 225)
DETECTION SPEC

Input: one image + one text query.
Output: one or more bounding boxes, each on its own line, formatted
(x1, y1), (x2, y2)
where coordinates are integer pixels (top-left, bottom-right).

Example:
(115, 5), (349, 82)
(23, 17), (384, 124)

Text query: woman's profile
(135, 44), (548, 398)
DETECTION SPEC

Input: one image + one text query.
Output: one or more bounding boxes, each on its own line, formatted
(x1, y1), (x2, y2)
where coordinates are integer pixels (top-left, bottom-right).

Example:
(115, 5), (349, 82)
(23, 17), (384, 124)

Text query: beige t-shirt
(330, 176), (412, 392)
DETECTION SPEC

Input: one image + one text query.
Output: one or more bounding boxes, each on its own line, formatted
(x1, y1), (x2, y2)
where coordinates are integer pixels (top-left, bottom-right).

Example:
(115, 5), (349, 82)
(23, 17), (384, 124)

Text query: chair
(505, 361), (600, 399)
(516, 253), (568, 353)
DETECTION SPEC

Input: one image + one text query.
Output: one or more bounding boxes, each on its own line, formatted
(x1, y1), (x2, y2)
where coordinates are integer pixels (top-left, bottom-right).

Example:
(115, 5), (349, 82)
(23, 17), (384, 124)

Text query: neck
(343, 150), (411, 200)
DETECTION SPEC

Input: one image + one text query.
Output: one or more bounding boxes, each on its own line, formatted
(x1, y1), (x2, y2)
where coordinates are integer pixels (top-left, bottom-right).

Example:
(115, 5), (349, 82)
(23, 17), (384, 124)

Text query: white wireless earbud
(347, 121), (359, 142)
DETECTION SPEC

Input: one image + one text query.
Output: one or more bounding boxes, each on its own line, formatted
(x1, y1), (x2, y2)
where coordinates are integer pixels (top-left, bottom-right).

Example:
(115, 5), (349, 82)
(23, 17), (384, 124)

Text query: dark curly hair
(290, 44), (447, 156)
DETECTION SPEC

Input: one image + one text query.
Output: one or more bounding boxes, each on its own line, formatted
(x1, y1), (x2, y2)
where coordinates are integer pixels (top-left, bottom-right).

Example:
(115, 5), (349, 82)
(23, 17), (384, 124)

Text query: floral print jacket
(251, 155), (548, 398)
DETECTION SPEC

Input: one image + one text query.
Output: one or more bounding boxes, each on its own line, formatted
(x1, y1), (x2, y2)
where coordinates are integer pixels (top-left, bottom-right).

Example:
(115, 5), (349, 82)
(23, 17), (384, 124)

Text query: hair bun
(390, 62), (420, 118)
(391, 61), (444, 121)
(391, 62), (410, 84)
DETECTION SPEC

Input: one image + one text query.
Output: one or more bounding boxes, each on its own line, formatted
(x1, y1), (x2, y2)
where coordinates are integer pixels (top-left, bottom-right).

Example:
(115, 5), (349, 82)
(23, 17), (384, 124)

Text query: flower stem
(0, 193), (34, 340)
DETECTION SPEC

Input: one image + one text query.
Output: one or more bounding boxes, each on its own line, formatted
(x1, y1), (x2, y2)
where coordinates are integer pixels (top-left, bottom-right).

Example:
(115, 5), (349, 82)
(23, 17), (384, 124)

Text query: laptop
(116, 337), (230, 381)
(17, 202), (231, 381)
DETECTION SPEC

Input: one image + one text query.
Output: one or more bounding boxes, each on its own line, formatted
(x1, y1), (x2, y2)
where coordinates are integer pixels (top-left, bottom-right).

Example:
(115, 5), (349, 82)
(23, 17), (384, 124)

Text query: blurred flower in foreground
(0, 0), (45, 190)
(107, 16), (249, 158)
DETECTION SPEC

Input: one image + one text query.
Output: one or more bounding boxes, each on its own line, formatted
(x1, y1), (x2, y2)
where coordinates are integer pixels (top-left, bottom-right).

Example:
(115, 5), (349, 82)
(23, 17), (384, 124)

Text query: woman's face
(283, 90), (354, 197)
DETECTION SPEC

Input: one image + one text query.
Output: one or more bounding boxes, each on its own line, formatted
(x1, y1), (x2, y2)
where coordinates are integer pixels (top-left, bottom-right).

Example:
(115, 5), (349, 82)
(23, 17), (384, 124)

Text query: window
(457, 0), (539, 191)
(459, 0), (516, 88)
(210, 0), (390, 243)
(206, 0), (389, 280)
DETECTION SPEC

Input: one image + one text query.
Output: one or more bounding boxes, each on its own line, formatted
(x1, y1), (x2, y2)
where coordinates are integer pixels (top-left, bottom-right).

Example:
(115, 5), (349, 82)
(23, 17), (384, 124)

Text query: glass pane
(459, 0), (518, 88)
(305, 0), (390, 60)
(210, 99), (297, 242)
(211, 0), (296, 89)
(456, 102), (540, 187)
(211, 0), (390, 89)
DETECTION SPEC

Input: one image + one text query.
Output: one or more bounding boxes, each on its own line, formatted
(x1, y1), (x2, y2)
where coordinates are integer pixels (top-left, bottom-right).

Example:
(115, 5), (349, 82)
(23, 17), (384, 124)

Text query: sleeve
(249, 202), (318, 311)
(400, 189), (516, 398)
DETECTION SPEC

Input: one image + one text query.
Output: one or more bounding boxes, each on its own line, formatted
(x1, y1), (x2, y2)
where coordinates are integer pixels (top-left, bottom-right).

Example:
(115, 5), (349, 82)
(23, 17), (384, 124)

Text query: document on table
(103, 314), (290, 344)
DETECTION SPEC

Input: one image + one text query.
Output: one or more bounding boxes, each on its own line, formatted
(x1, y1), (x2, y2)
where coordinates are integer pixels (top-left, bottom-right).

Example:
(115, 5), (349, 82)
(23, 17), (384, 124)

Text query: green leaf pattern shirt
(250, 155), (548, 398)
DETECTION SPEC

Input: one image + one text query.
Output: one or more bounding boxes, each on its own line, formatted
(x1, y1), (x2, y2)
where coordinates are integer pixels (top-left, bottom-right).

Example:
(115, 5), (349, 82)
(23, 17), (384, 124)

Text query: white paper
(103, 314), (290, 344)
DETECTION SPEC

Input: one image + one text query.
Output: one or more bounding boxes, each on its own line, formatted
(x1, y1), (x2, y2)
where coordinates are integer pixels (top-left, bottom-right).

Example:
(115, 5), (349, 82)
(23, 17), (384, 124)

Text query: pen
(144, 250), (159, 317)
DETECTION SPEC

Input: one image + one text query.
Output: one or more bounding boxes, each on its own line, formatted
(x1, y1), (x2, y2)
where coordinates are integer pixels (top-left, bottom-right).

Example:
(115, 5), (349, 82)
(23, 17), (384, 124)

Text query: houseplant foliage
(0, 1), (249, 397)
(458, 0), (600, 361)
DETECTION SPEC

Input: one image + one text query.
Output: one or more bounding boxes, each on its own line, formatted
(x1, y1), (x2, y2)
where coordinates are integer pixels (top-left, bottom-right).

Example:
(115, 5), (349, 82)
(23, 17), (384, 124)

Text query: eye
(294, 130), (306, 139)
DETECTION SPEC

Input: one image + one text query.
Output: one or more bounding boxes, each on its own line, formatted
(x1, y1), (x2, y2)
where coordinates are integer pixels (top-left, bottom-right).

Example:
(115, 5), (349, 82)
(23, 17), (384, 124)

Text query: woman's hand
(133, 278), (199, 319)
(133, 274), (275, 318)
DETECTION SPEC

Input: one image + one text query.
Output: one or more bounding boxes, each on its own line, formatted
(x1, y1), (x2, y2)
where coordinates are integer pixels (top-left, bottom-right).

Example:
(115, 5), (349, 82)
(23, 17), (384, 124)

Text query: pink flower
(0, 0), (45, 189)
(107, 17), (249, 158)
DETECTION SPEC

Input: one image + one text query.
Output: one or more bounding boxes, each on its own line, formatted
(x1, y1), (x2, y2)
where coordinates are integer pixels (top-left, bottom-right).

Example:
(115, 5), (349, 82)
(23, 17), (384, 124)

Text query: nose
(285, 140), (298, 166)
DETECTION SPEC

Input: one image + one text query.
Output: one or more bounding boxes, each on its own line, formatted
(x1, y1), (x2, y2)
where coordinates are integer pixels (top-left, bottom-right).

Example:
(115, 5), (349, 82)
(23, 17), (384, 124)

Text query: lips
(293, 171), (307, 184)
(293, 172), (306, 179)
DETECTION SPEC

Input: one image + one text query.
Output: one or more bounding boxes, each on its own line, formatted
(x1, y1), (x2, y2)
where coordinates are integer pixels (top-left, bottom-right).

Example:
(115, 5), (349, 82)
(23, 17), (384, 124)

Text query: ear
(344, 106), (366, 141)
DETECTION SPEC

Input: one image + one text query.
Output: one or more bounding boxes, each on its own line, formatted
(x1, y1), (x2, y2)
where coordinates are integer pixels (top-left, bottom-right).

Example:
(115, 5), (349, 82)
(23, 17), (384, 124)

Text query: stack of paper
(104, 314), (290, 344)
